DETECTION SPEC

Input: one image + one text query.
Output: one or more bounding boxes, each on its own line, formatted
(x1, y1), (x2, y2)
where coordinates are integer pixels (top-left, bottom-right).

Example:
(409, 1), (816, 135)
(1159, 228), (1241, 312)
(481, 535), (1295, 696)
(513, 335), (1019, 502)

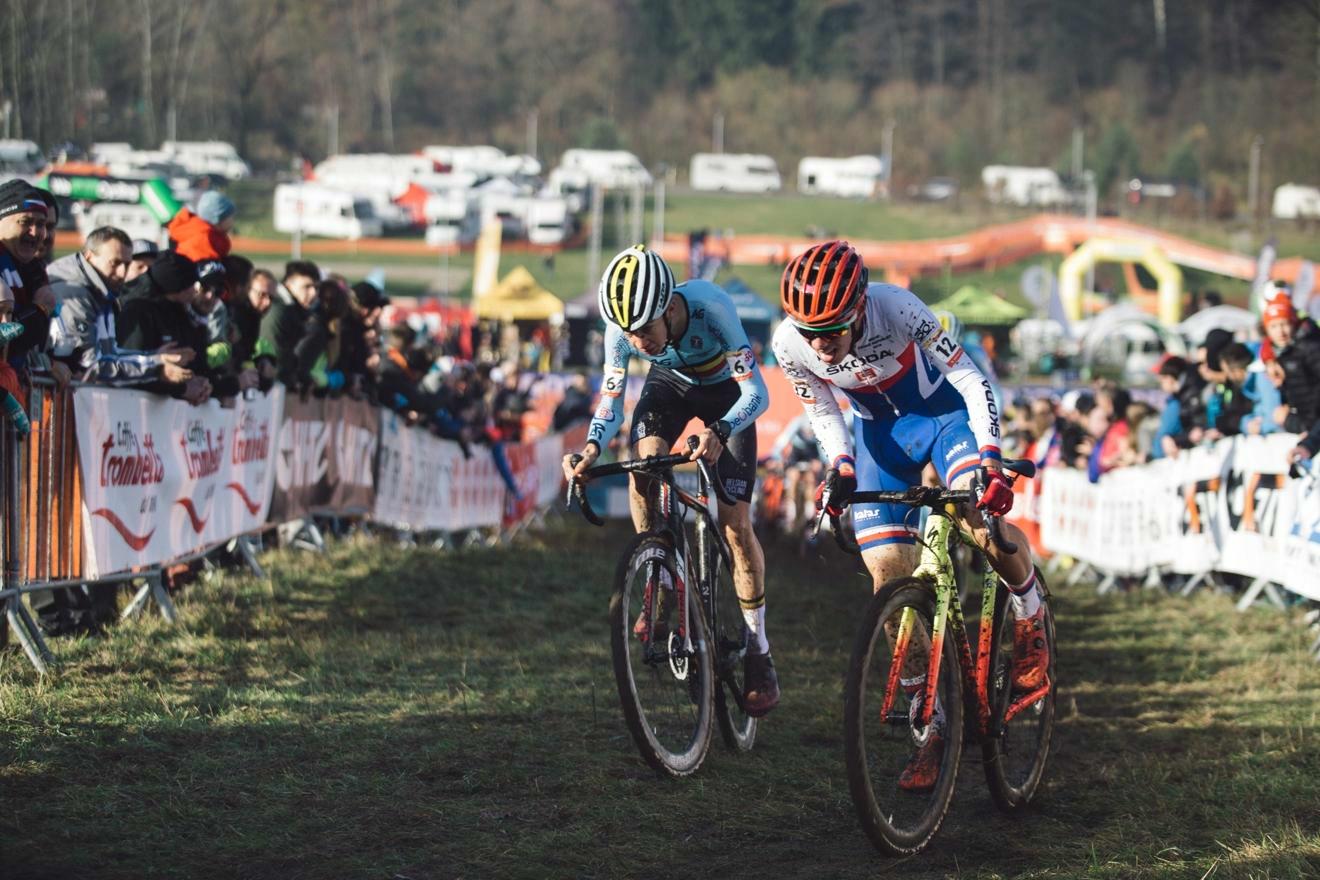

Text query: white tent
(1176, 305), (1259, 347)
(1077, 304), (1188, 382)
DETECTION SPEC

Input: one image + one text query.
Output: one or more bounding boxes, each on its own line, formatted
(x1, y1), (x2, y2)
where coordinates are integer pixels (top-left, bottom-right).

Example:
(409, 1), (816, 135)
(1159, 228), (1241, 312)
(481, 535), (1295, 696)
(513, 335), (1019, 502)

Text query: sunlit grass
(3, 521), (1318, 878)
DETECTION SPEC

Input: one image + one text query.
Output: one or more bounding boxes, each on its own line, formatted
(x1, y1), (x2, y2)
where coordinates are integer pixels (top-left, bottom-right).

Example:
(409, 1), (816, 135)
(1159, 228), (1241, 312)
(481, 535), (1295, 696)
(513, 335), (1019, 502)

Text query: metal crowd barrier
(1, 379), (181, 674)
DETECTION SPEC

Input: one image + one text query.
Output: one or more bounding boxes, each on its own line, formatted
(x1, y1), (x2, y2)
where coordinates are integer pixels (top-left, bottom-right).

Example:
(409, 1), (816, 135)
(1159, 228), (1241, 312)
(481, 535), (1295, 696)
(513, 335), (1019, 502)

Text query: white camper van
(76, 203), (162, 244)
(1272, 183), (1320, 220)
(525, 195), (571, 245)
(273, 183), (383, 240)
(424, 188), (480, 247)
(796, 155), (885, 198)
(981, 165), (1070, 207)
(0, 139), (46, 175)
(689, 153), (781, 193)
(421, 145), (540, 179)
(161, 141), (252, 180)
(555, 149), (652, 189)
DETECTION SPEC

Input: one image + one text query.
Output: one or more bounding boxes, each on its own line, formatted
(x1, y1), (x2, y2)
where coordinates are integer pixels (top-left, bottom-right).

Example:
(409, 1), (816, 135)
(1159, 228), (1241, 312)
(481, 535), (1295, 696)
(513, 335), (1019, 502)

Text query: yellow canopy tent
(472, 266), (565, 322)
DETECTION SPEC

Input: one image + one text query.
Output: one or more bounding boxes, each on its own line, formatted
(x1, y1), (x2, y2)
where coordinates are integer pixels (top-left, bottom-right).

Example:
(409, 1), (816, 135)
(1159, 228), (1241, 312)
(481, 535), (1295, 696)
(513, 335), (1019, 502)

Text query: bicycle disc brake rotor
(667, 630), (689, 680)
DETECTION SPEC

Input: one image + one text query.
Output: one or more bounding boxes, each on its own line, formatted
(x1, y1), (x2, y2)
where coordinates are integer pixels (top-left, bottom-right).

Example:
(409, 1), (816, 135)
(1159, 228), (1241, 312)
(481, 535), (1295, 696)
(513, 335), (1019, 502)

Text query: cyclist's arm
(898, 290), (1002, 462)
(706, 296), (769, 436)
(584, 325), (632, 452)
(771, 331), (852, 467)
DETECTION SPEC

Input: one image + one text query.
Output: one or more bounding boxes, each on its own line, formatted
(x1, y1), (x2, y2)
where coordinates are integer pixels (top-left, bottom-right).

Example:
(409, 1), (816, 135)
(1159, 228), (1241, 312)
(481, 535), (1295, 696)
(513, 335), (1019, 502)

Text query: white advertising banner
(74, 385), (284, 578)
(372, 410), (504, 532)
(1039, 434), (1320, 599)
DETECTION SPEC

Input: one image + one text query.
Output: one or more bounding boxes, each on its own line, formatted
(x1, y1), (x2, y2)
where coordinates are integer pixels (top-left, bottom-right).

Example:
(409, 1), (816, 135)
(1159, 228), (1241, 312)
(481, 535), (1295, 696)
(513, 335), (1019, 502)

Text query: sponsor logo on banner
(100, 424), (165, 487)
(75, 386), (284, 579)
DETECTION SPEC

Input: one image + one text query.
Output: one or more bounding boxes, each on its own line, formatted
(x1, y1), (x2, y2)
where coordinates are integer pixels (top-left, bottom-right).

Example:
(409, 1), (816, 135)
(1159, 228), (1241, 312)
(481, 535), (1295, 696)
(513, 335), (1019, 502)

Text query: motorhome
(796, 155), (885, 198)
(75, 203), (162, 243)
(555, 149), (651, 189)
(1272, 183), (1320, 220)
(423, 188), (480, 247)
(161, 141), (252, 180)
(421, 145), (539, 180)
(0, 139), (46, 176)
(273, 183), (383, 240)
(689, 153), (781, 193)
(981, 165), (1070, 207)
(524, 195), (571, 245)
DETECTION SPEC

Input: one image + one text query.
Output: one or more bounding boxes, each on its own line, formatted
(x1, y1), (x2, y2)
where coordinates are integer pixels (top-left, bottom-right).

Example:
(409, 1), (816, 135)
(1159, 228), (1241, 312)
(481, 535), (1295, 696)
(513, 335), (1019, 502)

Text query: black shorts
(629, 366), (758, 503)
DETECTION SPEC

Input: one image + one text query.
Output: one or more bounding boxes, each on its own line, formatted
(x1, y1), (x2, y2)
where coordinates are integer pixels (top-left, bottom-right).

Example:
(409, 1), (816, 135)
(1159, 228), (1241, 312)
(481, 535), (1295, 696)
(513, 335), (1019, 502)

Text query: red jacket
(167, 207), (231, 263)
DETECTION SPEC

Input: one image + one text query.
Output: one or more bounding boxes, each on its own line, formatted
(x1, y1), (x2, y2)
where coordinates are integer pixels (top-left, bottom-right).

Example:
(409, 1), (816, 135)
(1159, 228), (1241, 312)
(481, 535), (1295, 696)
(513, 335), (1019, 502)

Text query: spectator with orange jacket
(167, 191), (236, 264)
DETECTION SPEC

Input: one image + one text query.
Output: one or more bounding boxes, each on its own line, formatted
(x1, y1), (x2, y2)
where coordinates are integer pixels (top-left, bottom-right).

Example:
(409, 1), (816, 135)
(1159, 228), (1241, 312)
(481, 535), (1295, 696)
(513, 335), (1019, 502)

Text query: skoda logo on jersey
(825, 352), (880, 375)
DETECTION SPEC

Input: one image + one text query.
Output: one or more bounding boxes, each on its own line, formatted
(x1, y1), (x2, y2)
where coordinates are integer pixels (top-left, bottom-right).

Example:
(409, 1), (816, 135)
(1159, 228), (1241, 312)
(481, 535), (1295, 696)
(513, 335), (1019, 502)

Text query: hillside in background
(3, 0), (1318, 209)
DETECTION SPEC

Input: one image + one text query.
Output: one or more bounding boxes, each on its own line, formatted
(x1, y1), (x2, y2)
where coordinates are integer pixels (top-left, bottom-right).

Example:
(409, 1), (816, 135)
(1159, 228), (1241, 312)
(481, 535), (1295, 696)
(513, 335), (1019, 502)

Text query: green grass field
(3, 521), (1318, 879)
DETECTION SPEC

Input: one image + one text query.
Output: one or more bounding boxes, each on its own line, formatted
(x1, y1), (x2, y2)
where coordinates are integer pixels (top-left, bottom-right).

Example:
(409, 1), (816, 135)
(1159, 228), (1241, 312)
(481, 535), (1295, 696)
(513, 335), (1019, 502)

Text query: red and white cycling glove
(815, 456), (857, 517)
(976, 467), (1014, 516)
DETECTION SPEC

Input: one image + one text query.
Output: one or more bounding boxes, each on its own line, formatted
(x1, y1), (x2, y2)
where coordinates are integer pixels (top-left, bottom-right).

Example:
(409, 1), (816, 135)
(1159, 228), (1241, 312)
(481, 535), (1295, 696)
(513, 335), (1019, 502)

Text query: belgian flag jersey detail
(588, 279), (769, 449)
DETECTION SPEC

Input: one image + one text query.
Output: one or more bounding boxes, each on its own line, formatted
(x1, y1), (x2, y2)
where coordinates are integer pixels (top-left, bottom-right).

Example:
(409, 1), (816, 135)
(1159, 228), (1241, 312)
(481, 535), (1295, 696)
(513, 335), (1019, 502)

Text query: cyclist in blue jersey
(563, 245), (779, 716)
(772, 241), (1045, 789)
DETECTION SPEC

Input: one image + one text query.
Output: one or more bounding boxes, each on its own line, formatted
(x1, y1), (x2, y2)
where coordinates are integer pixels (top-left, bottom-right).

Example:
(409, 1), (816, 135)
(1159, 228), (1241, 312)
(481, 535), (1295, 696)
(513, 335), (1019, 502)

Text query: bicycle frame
(883, 509), (1052, 739)
(568, 450), (736, 673)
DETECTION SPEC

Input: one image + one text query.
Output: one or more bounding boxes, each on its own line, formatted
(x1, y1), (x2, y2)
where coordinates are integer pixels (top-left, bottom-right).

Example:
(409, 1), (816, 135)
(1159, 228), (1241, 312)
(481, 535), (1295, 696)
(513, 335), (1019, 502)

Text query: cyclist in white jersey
(563, 246), (779, 716)
(771, 240), (1046, 789)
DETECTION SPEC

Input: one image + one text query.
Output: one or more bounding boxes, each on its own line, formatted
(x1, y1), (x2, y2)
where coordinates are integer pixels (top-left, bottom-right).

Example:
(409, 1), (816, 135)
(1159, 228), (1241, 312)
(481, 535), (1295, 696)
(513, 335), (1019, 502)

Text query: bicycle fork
(879, 512), (959, 733)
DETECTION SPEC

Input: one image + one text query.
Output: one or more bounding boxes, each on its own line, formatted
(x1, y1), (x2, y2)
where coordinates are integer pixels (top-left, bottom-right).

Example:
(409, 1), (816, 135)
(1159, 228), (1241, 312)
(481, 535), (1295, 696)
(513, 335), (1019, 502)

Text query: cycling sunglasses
(795, 320), (854, 342)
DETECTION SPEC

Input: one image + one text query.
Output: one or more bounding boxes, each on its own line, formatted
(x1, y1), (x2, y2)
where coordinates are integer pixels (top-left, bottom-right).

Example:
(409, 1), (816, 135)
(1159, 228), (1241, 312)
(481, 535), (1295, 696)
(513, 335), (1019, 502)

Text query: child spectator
(168, 191), (235, 264)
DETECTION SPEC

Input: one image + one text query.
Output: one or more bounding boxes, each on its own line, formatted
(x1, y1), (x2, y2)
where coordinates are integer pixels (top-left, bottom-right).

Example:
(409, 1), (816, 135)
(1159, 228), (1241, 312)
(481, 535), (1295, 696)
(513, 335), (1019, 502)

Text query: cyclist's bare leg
(947, 470), (1033, 586)
(626, 435), (669, 533)
(719, 498), (769, 653)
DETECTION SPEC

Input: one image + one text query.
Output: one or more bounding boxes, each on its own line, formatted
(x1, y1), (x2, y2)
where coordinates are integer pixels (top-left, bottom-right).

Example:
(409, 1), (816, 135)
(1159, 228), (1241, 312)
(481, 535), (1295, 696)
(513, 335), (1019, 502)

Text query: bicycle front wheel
(709, 546), (757, 751)
(982, 570), (1056, 812)
(609, 532), (715, 777)
(844, 577), (964, 856)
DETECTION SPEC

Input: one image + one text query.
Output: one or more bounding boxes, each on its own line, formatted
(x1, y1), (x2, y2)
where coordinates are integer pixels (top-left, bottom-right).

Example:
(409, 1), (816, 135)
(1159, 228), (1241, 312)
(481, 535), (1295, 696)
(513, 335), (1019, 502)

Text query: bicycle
(818, 461), (1056, 855)
(567, 438), (758, 776)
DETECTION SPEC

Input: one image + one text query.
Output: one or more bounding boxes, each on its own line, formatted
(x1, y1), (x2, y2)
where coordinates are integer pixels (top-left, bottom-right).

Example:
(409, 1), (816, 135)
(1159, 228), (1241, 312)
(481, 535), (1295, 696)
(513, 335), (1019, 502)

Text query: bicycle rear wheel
(844, 577), (964, 856)
(609, 532), (714, 777)
(982, 570), (1056, 812)
(709, 545), (757, 751)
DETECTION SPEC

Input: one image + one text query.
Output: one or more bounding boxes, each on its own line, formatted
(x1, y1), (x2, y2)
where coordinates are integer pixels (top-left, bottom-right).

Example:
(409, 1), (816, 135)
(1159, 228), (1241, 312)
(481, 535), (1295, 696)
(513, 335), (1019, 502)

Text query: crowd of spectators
(997, 284), (1320, 480)
(0, 177), (558, 636)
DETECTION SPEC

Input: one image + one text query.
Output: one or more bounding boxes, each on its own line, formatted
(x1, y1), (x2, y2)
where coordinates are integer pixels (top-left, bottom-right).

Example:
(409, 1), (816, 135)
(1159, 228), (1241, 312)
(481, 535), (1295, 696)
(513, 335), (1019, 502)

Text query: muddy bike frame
(825, 466), (1050, 741)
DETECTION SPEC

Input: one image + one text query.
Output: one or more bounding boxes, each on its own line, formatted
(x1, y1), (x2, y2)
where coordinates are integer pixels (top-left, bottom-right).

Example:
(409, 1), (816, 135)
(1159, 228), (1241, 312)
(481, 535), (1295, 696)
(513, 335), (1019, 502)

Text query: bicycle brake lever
(565, 454), (583, 510)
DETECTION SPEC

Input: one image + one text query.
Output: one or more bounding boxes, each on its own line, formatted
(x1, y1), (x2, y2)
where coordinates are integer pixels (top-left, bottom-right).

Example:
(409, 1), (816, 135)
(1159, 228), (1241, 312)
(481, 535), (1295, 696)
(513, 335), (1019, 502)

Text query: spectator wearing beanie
(341, 279), (389, 398)
(117, 251), (212, 404)
(167, 190), (235, 264)
(1263, 294), (1320, 433)
(0, 180), (58, 381)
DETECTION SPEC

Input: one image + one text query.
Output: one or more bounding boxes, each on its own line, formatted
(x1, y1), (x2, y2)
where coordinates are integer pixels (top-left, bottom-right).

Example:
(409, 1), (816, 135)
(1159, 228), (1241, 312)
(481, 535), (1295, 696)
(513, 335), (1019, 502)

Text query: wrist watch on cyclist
(708, 419), (732, 444)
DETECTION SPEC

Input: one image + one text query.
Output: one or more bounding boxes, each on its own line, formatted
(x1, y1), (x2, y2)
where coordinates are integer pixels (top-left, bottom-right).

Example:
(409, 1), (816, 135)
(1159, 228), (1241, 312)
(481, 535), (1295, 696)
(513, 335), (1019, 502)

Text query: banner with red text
(74, 385), (284, 579)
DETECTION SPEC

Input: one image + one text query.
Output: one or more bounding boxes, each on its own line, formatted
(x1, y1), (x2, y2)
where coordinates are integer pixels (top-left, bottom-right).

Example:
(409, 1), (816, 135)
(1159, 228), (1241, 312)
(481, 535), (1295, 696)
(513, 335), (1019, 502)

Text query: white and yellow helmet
(598, 245), (676, 332)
